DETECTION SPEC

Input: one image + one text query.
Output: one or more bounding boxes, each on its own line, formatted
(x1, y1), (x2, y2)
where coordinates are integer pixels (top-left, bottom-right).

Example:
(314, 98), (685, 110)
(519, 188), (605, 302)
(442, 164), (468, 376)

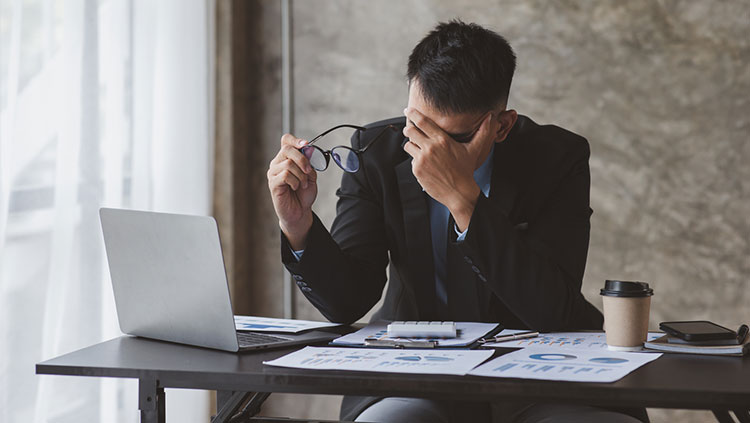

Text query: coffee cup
(600, 280), (653, 351)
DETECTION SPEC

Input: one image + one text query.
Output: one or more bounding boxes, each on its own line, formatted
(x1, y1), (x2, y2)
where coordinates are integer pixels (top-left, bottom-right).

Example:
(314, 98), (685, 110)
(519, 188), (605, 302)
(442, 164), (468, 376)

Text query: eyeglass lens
(331, 146), (359, 172)
(301, 145), (329, 171)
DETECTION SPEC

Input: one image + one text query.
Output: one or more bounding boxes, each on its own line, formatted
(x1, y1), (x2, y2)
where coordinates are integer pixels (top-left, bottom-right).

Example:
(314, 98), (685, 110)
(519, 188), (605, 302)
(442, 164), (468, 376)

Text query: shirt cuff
(454, 223), (468, 241)
(291, 248), (304, 262)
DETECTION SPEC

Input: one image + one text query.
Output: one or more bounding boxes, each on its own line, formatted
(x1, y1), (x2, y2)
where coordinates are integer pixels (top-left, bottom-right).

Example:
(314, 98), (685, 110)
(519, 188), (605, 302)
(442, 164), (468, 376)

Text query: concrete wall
(251, 1), (749, 421)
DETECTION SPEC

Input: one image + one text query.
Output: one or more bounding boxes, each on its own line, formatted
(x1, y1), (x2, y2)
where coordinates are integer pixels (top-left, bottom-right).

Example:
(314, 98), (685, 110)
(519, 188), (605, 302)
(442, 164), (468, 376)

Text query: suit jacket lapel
(396, 157), (438, 320)
(490, 131), (521, 221)
(475, 124), (523, 319)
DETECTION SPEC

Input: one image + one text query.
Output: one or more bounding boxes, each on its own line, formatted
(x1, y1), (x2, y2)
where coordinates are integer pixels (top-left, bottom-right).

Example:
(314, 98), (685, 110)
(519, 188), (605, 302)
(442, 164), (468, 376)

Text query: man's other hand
(267, 134), (318, 250)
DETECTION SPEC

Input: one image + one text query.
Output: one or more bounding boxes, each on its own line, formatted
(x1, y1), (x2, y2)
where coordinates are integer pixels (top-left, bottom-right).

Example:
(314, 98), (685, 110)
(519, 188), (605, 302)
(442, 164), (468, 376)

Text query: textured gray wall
(257, 1), (750, 421)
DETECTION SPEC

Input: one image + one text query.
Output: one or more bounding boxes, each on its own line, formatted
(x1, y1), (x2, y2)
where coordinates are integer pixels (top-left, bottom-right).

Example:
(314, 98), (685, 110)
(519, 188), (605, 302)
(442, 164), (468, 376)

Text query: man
(267, 20), (646, 423)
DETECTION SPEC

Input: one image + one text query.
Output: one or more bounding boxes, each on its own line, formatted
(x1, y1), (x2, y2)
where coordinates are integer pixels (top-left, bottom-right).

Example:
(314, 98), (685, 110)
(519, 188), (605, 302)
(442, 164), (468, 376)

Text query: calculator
(386, 321), (457, 338)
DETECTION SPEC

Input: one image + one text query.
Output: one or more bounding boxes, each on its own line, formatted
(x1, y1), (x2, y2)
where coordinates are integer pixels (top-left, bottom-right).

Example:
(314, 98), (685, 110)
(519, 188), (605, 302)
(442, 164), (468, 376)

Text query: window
(1, 1), (213, 421)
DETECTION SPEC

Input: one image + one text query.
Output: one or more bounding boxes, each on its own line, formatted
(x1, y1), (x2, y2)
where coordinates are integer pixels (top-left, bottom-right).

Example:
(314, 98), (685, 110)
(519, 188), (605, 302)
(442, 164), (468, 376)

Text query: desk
(36, 336), (750, 422)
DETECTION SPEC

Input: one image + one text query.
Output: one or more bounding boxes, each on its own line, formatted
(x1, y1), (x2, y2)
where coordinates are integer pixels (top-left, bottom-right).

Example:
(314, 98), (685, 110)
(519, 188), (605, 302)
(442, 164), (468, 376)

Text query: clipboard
(330, 321), (503, 349)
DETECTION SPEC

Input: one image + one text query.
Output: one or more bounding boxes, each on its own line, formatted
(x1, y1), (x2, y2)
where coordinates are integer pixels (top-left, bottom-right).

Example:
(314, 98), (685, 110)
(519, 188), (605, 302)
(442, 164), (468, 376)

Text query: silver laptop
(99, 207), (338, 352)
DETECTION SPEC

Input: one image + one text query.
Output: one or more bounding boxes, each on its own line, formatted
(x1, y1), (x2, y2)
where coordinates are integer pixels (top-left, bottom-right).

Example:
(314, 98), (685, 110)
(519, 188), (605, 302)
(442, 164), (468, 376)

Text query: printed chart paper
(484, 331), (663, 351)
(332, 321), (499, 347)
(469, 347), (661, 382)
(264, 347), (494, 375)
(234, 315), (339, 333)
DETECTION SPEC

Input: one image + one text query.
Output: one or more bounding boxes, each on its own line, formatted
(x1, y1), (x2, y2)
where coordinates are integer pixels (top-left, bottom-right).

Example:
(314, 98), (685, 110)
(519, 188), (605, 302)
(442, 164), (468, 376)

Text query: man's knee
(512, 403), (645, 423)
(354, 397), (451, 423)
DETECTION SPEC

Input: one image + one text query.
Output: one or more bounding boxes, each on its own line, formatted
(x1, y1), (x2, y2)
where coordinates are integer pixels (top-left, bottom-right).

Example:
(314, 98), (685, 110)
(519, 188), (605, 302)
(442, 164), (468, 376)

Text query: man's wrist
(448, 182), (480, 232)
(280, 212), (313, 251)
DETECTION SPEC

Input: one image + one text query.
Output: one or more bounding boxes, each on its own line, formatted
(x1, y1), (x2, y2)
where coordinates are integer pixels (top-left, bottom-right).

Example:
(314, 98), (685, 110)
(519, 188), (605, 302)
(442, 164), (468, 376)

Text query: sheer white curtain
(1, 0), (213, 421)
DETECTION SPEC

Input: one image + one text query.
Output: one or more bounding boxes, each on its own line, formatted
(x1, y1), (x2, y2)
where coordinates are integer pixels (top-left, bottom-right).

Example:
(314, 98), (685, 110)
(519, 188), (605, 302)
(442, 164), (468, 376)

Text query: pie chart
(590, 357), (628, 364)
(529, 353), (577, 361)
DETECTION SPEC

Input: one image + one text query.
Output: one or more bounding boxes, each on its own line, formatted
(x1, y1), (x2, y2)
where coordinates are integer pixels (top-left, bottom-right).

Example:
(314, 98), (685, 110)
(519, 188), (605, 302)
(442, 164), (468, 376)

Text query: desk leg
(712, 410), (735, 423)
(139, 378), (165, 423)
(733, 409), (750, 423)
(212, 391), (270, 423)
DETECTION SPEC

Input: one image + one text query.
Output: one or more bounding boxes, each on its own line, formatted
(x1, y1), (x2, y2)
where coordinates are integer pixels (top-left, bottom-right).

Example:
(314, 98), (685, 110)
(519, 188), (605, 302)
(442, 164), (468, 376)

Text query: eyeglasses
(450, 124), (482, 144)
(299, 124), (397, 173)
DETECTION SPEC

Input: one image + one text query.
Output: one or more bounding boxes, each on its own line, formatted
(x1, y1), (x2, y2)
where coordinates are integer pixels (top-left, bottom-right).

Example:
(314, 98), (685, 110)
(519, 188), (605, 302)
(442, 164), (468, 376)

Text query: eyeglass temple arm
(360, 125), (398, 153)
(308, 124), (367, 145)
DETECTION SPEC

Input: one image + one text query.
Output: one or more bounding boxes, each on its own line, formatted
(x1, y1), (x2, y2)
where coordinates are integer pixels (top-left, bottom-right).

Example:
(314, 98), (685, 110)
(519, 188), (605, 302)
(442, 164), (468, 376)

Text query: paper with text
(264, 346), (494, 375)
(234, 315), (339, 333)
(484, 331), (663, 351)
(469, 347), (661, 382)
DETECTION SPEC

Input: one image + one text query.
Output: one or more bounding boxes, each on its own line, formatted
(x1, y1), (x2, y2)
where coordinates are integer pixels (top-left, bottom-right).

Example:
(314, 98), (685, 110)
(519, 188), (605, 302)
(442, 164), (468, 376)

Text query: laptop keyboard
(237, 331), (292, 347)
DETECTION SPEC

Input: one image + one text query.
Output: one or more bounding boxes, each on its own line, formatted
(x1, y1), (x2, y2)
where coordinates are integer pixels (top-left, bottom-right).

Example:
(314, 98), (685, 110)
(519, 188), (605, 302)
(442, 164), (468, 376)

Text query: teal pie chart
(529, 353), (577, 361)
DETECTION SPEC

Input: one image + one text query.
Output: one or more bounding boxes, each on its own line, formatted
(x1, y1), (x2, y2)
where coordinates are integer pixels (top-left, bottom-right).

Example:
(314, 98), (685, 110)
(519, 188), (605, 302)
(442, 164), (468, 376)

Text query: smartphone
(659, 320), (736, 342)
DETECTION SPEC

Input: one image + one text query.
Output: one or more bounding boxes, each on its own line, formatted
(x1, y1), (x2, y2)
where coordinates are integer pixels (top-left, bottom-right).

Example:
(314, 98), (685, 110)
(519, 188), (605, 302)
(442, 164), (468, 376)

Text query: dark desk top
(36, 336), (750, 409)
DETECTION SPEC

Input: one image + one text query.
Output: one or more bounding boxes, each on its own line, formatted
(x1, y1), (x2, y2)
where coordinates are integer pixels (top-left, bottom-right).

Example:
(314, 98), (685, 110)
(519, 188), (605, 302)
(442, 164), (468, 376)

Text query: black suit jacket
(278, 116), (648, 422)
(282, 115), (603, 331)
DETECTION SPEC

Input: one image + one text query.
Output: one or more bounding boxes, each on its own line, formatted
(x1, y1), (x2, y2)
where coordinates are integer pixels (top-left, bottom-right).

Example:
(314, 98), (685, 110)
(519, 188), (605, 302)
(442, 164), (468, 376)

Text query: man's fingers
(269, 158), (310, 188)
(271, 169), (302, 191)
(402, 125), (426, 149)
(404, 108), (445, 141)
(280, 133), (305, 148)
(282, 159), (310, 188)
(276, 133), (313, 172)
(465, 113), (497, 156)
(306, 168), (318, 183)
(278, 133), (307, 164)
(473, 113), (494, 141)
(402, 140), (420, 158)
(283, 145), (314, 174)
(270, 148), (310, 178)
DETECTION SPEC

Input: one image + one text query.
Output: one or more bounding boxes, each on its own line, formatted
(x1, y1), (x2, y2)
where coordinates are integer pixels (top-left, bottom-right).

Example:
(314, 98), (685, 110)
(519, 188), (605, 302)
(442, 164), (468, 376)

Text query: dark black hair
(407, 20), (516, 114)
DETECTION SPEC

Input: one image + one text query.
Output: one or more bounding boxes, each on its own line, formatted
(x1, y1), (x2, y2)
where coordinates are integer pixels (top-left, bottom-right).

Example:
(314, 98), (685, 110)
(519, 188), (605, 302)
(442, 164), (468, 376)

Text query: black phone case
(659, 320), (736, 342)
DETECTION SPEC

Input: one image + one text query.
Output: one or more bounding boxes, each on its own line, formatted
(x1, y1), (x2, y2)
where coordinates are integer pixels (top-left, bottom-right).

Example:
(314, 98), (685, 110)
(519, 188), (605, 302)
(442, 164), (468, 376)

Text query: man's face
(406, 81), (500, 169)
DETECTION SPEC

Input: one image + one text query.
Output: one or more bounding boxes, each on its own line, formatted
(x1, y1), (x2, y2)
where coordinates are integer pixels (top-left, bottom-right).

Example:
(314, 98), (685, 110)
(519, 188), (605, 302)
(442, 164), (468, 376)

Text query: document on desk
(234, 315), (339, 333)
(264, 346), (494, 375)
(331, 321), (499, 347)
(469, 347), (661, 383)
(483, 331), (663, 351)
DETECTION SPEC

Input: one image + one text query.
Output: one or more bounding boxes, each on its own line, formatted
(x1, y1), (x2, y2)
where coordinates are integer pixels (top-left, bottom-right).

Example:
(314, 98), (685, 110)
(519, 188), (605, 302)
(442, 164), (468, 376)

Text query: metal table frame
(36, 336), (750, 422)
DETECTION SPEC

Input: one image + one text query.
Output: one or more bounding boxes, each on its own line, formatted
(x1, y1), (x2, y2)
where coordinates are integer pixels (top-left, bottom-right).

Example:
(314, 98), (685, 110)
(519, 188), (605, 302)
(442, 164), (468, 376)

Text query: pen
(478, 331), (539, 344)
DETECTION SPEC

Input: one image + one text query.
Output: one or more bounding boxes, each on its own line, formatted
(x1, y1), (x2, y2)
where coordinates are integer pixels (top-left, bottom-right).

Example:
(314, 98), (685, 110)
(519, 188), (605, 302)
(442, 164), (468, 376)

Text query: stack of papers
(645, 335), (750, 356)
(264, 346), (493, 375)
(483, 330), (663, 351)
(331, 321), (499, 347)
(262, 328), (664, 383)
(471, 330), (664, 383)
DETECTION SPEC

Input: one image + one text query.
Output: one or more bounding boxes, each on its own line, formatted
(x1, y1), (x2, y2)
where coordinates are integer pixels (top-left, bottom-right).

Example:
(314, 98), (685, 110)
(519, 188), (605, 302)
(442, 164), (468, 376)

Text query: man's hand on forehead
(403, 108), (447, 143)
(401, 107), (499, 232)
(402, 107), (496, 158)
